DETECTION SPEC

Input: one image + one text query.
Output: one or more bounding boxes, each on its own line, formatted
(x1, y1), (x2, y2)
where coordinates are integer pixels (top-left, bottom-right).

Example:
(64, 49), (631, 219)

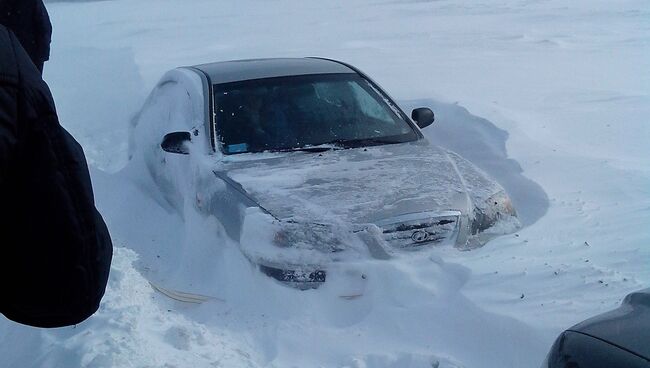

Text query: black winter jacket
(0, 25), (112, 328)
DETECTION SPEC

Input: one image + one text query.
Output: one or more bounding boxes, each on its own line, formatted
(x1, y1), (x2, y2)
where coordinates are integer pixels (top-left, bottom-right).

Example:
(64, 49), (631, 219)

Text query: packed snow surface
(2, 0), (649, 367)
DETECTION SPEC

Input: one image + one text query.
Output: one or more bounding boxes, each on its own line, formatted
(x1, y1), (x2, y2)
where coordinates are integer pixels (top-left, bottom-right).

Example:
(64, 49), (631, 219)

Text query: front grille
(376, 211), (460, 250)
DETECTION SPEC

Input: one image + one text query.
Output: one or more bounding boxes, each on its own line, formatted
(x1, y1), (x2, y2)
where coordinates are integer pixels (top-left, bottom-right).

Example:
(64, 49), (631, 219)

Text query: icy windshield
(213, 73), (418, 154)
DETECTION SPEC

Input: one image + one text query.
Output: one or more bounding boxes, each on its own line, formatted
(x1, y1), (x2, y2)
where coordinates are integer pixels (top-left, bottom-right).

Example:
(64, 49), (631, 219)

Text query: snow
(2, 0), (649, 367)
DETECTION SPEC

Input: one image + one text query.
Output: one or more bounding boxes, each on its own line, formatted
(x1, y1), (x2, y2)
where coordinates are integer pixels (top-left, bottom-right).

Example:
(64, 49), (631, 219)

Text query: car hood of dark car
(570, 288), (650, 360)
(217, 140), (502, 225)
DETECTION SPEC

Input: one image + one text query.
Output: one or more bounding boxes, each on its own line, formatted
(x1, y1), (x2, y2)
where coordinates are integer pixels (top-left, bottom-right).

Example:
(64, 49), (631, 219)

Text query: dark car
(543, 288), (650, 367)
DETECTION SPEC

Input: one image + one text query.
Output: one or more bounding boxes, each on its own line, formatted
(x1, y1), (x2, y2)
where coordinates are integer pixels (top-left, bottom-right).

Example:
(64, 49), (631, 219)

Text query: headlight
(471, 191), (518, 234)
(485, 190), (516, 218)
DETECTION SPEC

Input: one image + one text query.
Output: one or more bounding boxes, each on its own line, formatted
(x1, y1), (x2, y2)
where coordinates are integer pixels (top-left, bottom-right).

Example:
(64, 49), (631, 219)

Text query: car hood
(218, 140), (501, 225)
(570, 288), (650, 360)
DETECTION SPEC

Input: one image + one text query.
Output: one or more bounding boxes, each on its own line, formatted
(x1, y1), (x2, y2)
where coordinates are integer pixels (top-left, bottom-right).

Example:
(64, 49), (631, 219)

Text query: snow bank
(45, 46), (145, 172)
(0, 247), (260, 368)
(79, 168), (545, 368)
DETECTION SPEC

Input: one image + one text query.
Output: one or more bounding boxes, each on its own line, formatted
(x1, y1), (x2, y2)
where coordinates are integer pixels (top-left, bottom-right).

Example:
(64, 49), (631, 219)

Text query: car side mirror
(161, 131), (191, 154)
(411, 107), (435, 129)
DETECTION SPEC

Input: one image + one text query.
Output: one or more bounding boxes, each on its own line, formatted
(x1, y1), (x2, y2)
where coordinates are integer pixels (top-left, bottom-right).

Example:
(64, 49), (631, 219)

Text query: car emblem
(411, 230), (429, 243)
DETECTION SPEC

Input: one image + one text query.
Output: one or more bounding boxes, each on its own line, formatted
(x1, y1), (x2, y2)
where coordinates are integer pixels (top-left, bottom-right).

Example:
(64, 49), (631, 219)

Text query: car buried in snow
(132, 57), (519, 289)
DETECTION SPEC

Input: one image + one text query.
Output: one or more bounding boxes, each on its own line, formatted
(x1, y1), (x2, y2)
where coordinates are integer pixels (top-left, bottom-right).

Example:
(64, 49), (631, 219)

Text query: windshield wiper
(274, 137), (401, 153)
(275, 145), (340, 153)
(321, 137), (401, 148)
(290, 146), (334, 153)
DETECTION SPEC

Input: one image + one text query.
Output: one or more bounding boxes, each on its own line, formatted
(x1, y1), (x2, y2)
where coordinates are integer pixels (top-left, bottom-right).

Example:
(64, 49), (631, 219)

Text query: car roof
(190, 57), (357, 84)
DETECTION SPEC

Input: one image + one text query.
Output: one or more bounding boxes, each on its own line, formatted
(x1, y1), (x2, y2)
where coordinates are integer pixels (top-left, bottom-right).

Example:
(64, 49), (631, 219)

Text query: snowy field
(1, 0), (649, 367)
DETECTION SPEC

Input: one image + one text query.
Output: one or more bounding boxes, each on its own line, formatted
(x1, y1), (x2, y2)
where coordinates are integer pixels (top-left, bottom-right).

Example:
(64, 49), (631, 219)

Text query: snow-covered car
(132, 57), (519, 288)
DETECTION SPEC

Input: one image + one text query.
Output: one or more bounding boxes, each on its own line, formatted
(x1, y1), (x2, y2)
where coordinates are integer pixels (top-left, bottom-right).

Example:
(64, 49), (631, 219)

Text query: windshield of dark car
(213, 73), (419, 154)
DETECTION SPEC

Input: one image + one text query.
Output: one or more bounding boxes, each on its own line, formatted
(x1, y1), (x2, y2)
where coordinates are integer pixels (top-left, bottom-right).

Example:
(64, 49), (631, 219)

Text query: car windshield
(214, 73), (418, 154)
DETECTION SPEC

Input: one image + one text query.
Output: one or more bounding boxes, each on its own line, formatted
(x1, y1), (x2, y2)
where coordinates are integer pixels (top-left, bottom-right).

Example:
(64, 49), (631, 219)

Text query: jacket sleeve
(0, 80), (18, 185)
(0, 28), (19, 186)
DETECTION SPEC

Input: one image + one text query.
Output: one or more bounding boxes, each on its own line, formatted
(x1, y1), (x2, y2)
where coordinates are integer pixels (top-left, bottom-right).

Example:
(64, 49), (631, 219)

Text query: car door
(134, 79), (197, 212)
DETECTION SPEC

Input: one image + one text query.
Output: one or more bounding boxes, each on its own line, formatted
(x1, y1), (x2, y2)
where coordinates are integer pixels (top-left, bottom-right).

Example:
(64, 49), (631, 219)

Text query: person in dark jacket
(0, 23), (112, 328)
(0, 0), (52, 73)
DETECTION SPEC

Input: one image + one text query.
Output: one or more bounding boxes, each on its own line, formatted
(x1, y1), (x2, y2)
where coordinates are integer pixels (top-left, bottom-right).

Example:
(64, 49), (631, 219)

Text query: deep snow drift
(1, 0), (649, 367)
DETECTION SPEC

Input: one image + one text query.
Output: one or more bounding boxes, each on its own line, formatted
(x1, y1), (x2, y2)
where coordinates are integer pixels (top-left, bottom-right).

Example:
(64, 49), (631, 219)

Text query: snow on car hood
(218, 140), (502, 225)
